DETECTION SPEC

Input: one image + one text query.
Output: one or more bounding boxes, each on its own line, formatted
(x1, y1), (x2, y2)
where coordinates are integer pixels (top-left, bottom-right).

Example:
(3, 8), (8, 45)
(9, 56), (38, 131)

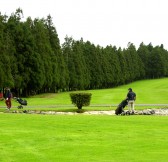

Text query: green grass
(0, 114), (168, 162)
(26, 77), (168, 105)
(0, 78), (168, 111)
(88, 78), (168, 104)
(0, 78), (168, 161)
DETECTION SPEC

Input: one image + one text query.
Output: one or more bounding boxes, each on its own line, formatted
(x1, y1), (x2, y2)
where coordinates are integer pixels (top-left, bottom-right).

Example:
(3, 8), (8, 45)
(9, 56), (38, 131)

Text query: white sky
(0, 0), (168, 49)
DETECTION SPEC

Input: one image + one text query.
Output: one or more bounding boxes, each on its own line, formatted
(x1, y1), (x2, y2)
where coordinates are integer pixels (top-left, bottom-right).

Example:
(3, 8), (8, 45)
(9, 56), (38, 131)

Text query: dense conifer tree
(149, 46), (166, 78)
(45, 15), (68, 91)
(83, 41), (103, 89)
(116, 48), (127, 84)
(1, 9), (168, 96)
(32, 18), (53, 93)
(137, 42), (150, 78)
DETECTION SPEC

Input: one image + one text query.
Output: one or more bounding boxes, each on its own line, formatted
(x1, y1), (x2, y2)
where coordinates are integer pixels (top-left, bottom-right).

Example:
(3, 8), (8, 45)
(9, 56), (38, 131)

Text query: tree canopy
(1, 9), (168, 96)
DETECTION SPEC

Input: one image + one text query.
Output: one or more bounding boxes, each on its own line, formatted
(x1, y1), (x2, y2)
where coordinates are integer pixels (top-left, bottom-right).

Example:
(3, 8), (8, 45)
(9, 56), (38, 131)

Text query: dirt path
(5, 108), (168, 115)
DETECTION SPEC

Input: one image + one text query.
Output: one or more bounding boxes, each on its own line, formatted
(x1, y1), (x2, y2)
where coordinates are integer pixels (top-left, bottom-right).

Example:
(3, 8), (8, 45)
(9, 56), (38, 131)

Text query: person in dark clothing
(126, 88), (136, 113)
(4, 87), (12, 110)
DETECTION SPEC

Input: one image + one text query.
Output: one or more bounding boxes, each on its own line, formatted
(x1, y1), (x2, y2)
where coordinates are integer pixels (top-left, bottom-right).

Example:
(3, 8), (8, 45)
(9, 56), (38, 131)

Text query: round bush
(70, 93), (92, 109)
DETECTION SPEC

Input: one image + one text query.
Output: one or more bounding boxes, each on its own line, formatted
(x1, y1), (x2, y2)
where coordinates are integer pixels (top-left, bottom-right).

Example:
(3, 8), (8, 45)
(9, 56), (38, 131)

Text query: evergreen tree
(149, 46), (166, 78)
(0, 12), (14, 87)
(83, 41), (103, 89)
(45, 15), (65, 91)
(0, 13), (6, 87)
(160, 45), (168, 76)
(24, 17), (46, 94)
(72, 39), (90, 89)
(104, 45), (122, 87)
(62, 36), (76, 90)
(103, 46), (116, 87)
(97, 46), (108, 88)
(32, 18), (53, 92)
(137, 42), (150, 78)
(117, 48), (127, 84)
(124, 43), (144, 82)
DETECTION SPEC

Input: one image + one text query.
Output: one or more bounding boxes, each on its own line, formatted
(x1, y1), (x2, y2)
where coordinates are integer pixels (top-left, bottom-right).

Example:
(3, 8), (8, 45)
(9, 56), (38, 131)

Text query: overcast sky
(1, 0), (168, 49)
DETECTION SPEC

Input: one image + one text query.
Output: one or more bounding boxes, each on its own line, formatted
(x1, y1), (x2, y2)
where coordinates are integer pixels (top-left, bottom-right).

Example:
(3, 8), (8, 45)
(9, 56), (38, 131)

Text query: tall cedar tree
(1, 9), (168, 96)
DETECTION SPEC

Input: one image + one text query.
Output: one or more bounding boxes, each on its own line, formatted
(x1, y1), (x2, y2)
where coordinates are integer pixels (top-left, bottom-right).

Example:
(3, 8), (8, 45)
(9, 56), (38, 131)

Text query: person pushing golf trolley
(115, 88), (136, 115)
(126, 88), (136, 114)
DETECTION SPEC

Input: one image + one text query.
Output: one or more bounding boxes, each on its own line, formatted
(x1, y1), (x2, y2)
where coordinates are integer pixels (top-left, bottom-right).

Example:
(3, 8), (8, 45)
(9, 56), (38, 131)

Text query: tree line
(0, 9), (168, 96)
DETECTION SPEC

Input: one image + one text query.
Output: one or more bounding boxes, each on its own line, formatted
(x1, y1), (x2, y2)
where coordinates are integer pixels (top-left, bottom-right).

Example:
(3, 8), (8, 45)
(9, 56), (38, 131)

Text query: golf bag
(115, 99), (128, 115)
(14, 97), (27, 109)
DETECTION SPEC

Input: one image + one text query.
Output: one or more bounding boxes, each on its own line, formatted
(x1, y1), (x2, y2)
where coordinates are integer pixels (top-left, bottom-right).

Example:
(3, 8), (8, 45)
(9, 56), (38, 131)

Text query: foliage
(70, 92), (92, 109)
(1, 9), (168, 96)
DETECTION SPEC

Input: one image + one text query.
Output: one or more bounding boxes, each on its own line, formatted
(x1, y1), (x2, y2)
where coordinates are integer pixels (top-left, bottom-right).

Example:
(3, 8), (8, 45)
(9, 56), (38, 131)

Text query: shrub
(70, 93), (92, 110)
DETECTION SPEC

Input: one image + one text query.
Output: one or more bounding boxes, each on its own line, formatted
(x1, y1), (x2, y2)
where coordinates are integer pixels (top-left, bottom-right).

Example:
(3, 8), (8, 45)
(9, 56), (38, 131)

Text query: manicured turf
(0, 78), (168, 111)
(0, 78), (168, 161)
(0, 114), (168, 162)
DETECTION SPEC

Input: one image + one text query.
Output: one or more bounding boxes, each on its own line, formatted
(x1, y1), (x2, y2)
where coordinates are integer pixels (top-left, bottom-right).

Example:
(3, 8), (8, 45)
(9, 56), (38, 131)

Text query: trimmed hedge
(70, 93), (92, 109)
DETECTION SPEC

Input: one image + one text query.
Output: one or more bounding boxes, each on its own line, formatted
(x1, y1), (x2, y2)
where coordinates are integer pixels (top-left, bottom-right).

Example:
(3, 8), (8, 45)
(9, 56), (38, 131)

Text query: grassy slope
(0, 114), (168, 162)
(89, 78), (168, 104)
(0, 78), (168, 109)
(27, 78), (168, 105)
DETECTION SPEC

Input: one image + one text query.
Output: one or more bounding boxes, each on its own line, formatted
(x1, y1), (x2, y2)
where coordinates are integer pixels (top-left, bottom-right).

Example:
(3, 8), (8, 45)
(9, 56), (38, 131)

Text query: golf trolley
(115, 99), (136, 115)
(14, 97), (27, 109)
(115, 99), (128, 115)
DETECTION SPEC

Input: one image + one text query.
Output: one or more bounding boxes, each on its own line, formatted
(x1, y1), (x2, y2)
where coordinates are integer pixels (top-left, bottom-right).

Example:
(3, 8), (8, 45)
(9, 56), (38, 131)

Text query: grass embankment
(0, 114), (168, 162)
(0, 78), (168, 111)
(25, 77), (168, 104)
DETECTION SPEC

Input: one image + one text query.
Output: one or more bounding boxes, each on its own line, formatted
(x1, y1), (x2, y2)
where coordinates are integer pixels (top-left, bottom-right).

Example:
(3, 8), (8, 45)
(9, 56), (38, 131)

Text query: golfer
(126, 88), (136, 113)
(4, 87), (12, 110)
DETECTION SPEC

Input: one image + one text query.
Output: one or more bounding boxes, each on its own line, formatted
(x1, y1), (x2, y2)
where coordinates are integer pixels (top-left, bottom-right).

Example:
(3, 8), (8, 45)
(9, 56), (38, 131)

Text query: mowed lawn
(0, 114), (168, 162)
(0, 78), (168, 110)
(0, 78), (168, 162)
(18, 77), (168, 105)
